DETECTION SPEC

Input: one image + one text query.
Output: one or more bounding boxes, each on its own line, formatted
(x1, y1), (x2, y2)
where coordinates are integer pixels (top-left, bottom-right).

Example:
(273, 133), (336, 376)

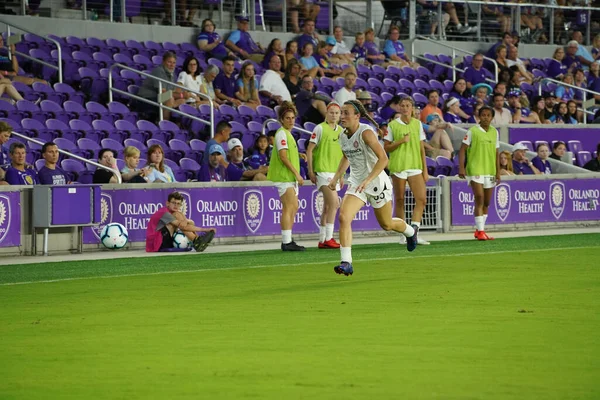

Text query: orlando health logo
(549, 181), (565, 220)
(243, 189), (263, 233)
(92, 193), (114, 240)
(177, 190), (193, 220)
(494, 183), (511, 222)
(311, 189), (324, 227)
(0, 194), (12, 244)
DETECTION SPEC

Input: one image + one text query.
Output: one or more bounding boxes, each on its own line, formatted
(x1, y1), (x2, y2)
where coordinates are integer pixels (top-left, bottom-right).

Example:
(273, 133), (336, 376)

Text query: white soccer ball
(173, 230), (191, 249)
(100, 223), (129, 250)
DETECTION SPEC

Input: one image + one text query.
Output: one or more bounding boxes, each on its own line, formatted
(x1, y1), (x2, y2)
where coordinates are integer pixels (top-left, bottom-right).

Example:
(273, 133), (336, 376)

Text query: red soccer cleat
(318, 238), (341, 249)
(475, 230), (495, 241)
(474, 229), (479, 239)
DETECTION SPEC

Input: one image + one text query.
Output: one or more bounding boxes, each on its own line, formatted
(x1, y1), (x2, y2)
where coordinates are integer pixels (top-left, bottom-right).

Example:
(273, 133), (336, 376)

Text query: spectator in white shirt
(334, 72), (357, 105)
(491, 92), (514, 125)
(506, 45), (533, 83)
(331, 26), (354, 63)
(259, 54), (292, 105)
(177, 56), (203, 106)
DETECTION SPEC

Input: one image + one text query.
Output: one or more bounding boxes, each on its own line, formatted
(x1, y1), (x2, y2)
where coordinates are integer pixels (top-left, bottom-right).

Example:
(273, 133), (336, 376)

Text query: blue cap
(426, 113), (441, 124)
(326, 36), (336, 46)
(235, 15), (249, 22)
(209, 144), (225, 156)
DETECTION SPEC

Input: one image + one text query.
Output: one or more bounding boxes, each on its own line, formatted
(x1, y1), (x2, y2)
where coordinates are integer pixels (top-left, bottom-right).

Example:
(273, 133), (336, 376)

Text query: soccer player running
(328, 100), (418, 276)
(306, 102), (344, 249)
(383, 97), (430, 246)
(267, 101), (306, 251)
(458, 106), (501, 241)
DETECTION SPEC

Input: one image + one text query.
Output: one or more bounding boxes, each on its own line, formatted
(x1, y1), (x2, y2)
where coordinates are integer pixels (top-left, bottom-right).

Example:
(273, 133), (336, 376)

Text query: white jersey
(340, 123), (390, 193)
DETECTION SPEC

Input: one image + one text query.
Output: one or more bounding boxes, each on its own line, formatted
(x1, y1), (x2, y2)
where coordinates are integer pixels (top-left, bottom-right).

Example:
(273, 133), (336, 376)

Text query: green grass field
(1, 234), (599, 399)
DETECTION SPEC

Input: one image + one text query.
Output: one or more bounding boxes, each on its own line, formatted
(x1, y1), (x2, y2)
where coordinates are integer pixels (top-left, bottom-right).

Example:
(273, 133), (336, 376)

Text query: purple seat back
(169, 139), (191, 152)
(124, 138), (147, 152)
(179, 157), (200, 171)
(54, 137), (77, 151)
(189, 139), (206, 152)
(101, 138), (125, 151)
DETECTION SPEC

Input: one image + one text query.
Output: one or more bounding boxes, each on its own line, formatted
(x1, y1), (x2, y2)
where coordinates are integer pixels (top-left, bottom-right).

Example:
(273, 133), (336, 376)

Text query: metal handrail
(412, 36), (498, 84)
(0, 19), (63, 83)
(427, 0), (599, 11)
(538, 77), (600, 123)
(108, 63), (216, 138)
(9, 130), (122, 183)
(261, 118), (313, 137)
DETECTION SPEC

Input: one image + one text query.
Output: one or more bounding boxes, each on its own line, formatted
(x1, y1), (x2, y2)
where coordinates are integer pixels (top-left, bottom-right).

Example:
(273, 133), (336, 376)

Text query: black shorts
(159, 226), (174, 250)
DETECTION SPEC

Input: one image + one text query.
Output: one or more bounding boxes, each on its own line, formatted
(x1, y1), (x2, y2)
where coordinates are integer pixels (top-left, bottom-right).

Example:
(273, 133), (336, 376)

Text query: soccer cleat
(281, 241), (306, 251)
(411, 224), (419, 244)
(474, 230), (479, 239)
(192, 230), (215, 252)
(334, 262), (354, 276)
(406, 232), (417, 252)
(417, 237), (431, 245)
(318, 238), (341, 249)
(475, 230), (495, 241)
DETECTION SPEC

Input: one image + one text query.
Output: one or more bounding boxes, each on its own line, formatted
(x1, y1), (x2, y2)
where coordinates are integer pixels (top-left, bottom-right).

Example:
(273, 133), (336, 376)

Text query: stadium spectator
(334, 72), (357, 105)
(506, 46), (534, 83)
(543, 92), (557, 120)
(424, 113), (454, 157)
(247, 134), (271, 168)
(0, 120), (10, 169)
(567, 100), (583, 123)
(283, 59), (302, 98)
(214, 56), (242, 107)
(592, 34), (600, 61)
(383, 25), (417, 68)
(512, 142), (540, 175)
(38, 142), (70, 185)
(444, 1), (476, 34)
(520, 6), (545, 43)
(499, 150), (515, 176)
(532, 143), (552, 174)
(482, 2), (511, 35)
(331, 26), (354, 63)
(235, 61), (261, 109)
(564, 41), (582, 71)
(295, 75), (329, 124)
(315, 40), (354, 78)
(555, 73), (576, 102)
(493, 80), (507, 98)
(472, 83), (493, 117)
(443, 96), (473, 123)
(583, 143), (600, 171)
(136, 51), (186, 120)
(416, 0), (449, 40)
(507, 89), (540, 124)
(530, 95), (549, 124)
(197, 18), (233, 60)
(547, 47), (569, 80)
(198, 64), (224, 108)
(0, 76), (25, 103)
(420, 90), (443, 123)
(176, 56), (203, 106)
(92, 148), (120, 184)
(296, 18), (320, 53)
(120, 146), (149, 183)
(351, 32), (368, 65)
(572, 30), (595, 69)
(5, 142), (38, 186)
(260, 54), (293, 105)
(364, 28), (386, 66)
(202, 120), (232, 164)
(267, 102), (306, 252)
(356, 90), (378, 124)
(495, 45), (510, 77)
(588, 63), (600, 104)
(284, 40), (299, 66)
(224, 138), (268, 182)
(145, 144), (176, 183)
(491, 92), (514, 125)
(226, 15), (265, 62)
(0, 35), (47, 86)
(463, 53), (491, 90)
(199, 144), (227, 182)
(299, 42), (322, 78)
(486, 32), (513, 60)
(449, 78), (475, 116)
(262, 38), (286, 72)
(145, 191), (215, 253)
(379, 95), (403, 122)
(573, 68), (587, 105)
(548, 101), (577, 124)
(549, 141), (567, 161)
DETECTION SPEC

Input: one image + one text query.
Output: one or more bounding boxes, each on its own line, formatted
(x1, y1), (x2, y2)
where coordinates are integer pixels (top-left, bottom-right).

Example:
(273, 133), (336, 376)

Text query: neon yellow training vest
(387, 118), (423, 173)
(313, 122), (343, 173)
(466, 125), (498, 176)
(267, 128), (300, 182)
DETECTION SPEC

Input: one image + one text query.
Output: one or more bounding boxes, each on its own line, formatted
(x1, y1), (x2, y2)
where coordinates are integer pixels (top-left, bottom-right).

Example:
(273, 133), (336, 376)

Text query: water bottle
(91, 9), (98, 21)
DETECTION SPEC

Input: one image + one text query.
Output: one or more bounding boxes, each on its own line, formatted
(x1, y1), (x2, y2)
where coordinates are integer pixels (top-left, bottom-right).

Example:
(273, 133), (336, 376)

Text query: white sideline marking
(0, 245), (597, 287)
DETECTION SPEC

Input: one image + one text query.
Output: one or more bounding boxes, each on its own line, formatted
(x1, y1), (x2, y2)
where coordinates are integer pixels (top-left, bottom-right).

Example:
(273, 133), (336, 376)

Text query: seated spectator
(284, 40), (299, 67)
(463, 53), (491, 90)
(146, 191), (216, 253)
(567, 100), (583, 124)
(486, 32), (513, 60)
(226, 15), (265, 62)
(380, 95), (403, 122)
(471, 82), (493, 110)
(588, 63), (600, 104)
(4, 142), (38, 185)
(548, 101), (577, 124)
(0, 78), (25, 104)
(444, 1), (476, 34)
(121, 146), (149, 183)
(549, 141), (567, 161)
(506, 45), (530, 73)
(38, 142), (71, 185)
(0, 36), (47, 86)
(507, 90), (541, 124)
(136, 52), (186, 120)
(92, 148), (120, 184)
(248, 134), (271, 168)
(283, 59), (302, 99)
(572, 30), (595, 69)
(573, 68), (587, 105)
(532, 143), (552, 174)
(491, 92), (514, 125)
(364, 28), (386, 66)
(512, 142), (541, 175)
(334, 72), (357, 105)
(314, 40), (356, 78)
(383, 25), (417, 67)
(351, 32), (368, 65)
(547, 47), (569, 80)
(295, 75), (329, 124)
(299, 42), (322, 78)
(520, 6), (545, 43)
(197, 18), (234, 60)
(449, 78), (476, 116)
(202, 120), (232, 164)
(564, 41), (582, 71)
(176, 56), (203, 106)
(259, 54), (293, 105)
(530, 95), (549, 124)
(542, 92), (556, 120)
(145, 144), (176, 183)
(423, 113), (454, 158)
(499, 150), (515, 176)
(199, 64), (224, 108)
(198, 144), (227, 182)
(235, 61), (261, 109)
(420, 90), (443, 123)
(296, 18), (320, 55)
(482, 2), (511, 34)
(356, 90), (379, 125)
(495, 45), (510, 77)
(331, 26), (354, 64)
(494, 81), (509, 98)
(262, 38), (286, 72)
(555, 73), (576, 102)
(214, 56), (242, 107)
(583, 143), (600, 171)
(443, 97), (469, 123)
(592, 34), (600, 61)
(225, 138), (268, 181)
(0, 120), (11, 169)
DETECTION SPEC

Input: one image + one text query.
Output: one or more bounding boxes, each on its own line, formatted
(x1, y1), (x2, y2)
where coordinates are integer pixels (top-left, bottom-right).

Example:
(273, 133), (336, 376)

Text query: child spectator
(121, 146), (149, 183)
(499, 150), (515, 176)
(235, 61), (261, 109)
(532, 143), (552, 175)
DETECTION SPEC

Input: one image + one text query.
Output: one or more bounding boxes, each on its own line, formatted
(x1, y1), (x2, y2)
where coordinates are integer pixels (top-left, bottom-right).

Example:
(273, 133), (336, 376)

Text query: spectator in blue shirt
(383, 25), (417, 67)
(202, 121), (232, 165)
(226, 15), (264, 62)
(197, 18), (233, 60)
(5, 142), (39, 185)
(198, 144), (227, 182)
(0, 121), (11, 185)
(572, 31), (595, 70)
(299, 42), (322, 78)
(38, 142), (71, 185)
(214, 56), (242, 107)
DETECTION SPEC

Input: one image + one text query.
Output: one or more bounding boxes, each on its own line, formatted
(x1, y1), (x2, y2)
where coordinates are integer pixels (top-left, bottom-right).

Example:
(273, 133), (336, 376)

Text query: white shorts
(274, 182), (299, 197)
(467, 175), (496, 189)
(316, 172), (340, 191)
(392, 169), (422, 180)
(346, 182), (392, 209)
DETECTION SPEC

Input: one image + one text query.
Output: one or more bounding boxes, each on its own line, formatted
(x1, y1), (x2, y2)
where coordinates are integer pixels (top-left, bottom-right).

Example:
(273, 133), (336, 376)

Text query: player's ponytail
(345, 99), (380, 134)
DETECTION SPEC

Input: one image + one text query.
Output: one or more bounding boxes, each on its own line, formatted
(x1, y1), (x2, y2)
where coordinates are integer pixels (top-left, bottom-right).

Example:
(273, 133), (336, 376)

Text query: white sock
(282, 230), (292, 244)
(325, 223), (334, 241)
(319, 226), (326, 243)
(340, 246), (352, 263)
(456, 23), (463, 29)
(483, 214), (488, 225)
(412, 221), (421, 228)
(475, 216), (485, 231)
(402, 224), (415, 237)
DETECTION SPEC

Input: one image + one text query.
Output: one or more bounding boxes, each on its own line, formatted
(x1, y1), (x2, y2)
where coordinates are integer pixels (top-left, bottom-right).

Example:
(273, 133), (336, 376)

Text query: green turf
(1, 234), (599, 399)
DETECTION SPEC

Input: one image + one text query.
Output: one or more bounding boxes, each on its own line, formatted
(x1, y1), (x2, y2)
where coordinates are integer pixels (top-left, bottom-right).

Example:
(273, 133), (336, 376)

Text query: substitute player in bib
(458, 106), (501, 241)
(384, 97), (430, 246)
(267, 101), (306, 251)
(306, 102), (344, 249)
(328, 100), (418, 276)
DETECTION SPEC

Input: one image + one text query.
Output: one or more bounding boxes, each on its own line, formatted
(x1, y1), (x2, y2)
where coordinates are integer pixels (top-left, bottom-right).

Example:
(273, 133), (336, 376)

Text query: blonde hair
(0, 121), (12, 133)
(500, 150), (514, 172)
(124, 146), (140, 158)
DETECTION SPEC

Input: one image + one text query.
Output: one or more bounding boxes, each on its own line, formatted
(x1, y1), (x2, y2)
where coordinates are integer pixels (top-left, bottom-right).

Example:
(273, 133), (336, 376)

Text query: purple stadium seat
(151, 55), (163, 66)
(414, 79), (431, 95)
(86, 101), (116, 124)
(158, 120), (187, 142)
(429, 79), (447, 94)
(425, 156), (436, 176)
(177, 104), (205, 135)
(101, 138), (125, 155)
(567, 140), (583, 154)
(218, 104), (238, 121)
(534, 140), (549, 150)
(367, 78), (386, 95)
(434, 156), (453, 176)
(354, 77), (368, 91)
(115, 120), (148, 142)
(54, 83), (85, 104)
(241, 134), (255, 151)
(124, 138), (148, 153)
(229, 121), (248, 138)
(208, 58), (223, 69)
(136, 120), (169, 142)
(54, 137), (87, 158)
(256, 105), (276, 121)
(385, 65), (402, 81)
(86, 37), (107, 52)
(32, 82), (62, 104)
(107, 102), (138, 124)
(266, 120), (281, 132)
(247, 121), (263, 135)
(77, 137), (102, 158)
(382, 78), (400, 95)
(66, 36), (93, 55)
(35, 158), (46, 171)
(61, 158), (94, 183)
(179, 157), (201, 173)
(163, 41), (181, 52)
(27, 48), (57, 81)
(64, 101), (95, 125)
(124, 39), (151, 58)
(355, 63), (372, 81)
(46, 119), (82, 142)
(106, 38), (134, 58)
(170, 139), (201, 162)
(133, 54), (154, 71)
(92, 52), (114, 69)
(443, 80), (454, 92)
(576, 151), (591, 166)
(303, 122), (316, 132)
(143, 40), (162, 57)
(0, 102), (21, 122)
(16, 100), (45, 123)
(73, 51), (102, 71)
(22, 118), (58, 142)
(69, 119), (103, 143)
(40, 100), (71, 124)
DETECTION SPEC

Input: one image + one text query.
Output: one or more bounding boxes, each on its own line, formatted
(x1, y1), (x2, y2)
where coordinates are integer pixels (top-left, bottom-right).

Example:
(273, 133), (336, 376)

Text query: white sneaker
(399, 235), (407, 244)
(417, 237), (431, 245)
